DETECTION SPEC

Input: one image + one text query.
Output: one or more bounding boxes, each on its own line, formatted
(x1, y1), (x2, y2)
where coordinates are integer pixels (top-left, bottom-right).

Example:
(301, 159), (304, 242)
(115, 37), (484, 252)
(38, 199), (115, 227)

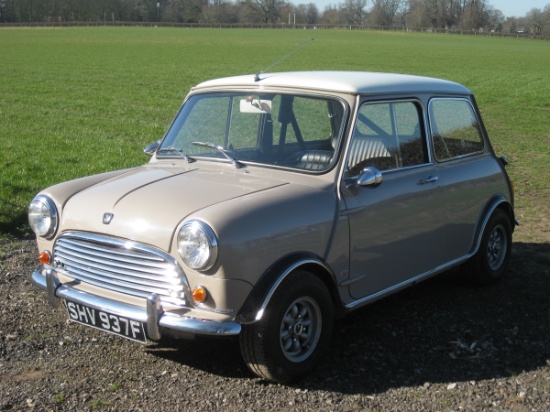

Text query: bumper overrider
(31, 267), (241, 341)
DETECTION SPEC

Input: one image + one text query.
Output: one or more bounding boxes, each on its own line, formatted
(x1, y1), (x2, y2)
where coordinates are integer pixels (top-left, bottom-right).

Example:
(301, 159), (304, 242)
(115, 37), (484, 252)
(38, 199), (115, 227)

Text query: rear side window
(429, 98), (484, 161)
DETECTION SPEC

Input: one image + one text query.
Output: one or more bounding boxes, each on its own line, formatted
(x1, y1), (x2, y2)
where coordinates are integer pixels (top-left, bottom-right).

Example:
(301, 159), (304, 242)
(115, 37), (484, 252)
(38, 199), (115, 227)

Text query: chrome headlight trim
(177, 220), (218, 272)
(28, 195), (58, 239)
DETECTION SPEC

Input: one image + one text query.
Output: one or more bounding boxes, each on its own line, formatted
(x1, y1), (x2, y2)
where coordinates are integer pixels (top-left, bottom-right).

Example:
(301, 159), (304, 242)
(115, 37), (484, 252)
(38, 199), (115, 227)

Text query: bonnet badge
(103, 213), (114, 225)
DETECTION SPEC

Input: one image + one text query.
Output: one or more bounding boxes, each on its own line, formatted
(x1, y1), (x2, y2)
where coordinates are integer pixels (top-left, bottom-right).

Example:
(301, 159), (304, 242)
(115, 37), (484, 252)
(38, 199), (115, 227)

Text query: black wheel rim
(279, 297), (322, 363)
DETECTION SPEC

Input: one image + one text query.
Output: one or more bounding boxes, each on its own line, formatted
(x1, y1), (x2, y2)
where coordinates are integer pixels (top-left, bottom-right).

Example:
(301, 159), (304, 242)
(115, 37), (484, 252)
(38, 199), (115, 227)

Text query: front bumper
(31, 268), (241, 339)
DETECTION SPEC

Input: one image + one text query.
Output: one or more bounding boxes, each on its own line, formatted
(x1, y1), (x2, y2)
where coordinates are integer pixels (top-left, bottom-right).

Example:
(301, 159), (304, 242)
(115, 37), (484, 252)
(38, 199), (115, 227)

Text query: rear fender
(471, 195), (516, 256)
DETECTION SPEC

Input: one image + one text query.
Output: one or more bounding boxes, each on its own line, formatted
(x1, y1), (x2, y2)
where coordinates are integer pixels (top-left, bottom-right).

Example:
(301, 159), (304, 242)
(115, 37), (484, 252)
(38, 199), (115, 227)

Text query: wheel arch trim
(235, 253), (341, 324)
(471, 195), (515, 256)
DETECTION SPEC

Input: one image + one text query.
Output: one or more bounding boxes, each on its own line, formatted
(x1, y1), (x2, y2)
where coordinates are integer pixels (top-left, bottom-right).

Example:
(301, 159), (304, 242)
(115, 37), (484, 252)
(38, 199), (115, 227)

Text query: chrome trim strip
(471, 197), (509, 254)
(32, 269), (241, 337)
(254, 258), (331, 321)
(344, 254), (470, 310)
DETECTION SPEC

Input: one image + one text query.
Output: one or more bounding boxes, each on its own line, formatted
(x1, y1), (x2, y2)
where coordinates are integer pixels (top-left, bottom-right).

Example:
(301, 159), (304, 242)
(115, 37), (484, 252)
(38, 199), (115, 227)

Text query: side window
(429, 98), (484, 161)
(347, 101), (427, 176)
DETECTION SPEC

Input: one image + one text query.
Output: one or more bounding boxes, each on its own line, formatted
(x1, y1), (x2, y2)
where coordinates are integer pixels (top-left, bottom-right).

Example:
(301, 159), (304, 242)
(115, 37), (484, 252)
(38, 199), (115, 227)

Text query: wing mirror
(143, 140), (161, 156)
(357, 167), (383, 187)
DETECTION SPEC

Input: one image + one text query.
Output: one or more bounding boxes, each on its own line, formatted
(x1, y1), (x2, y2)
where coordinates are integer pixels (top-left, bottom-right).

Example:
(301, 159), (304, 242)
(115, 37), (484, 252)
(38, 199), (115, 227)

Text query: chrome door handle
(419, 176), (439, 185)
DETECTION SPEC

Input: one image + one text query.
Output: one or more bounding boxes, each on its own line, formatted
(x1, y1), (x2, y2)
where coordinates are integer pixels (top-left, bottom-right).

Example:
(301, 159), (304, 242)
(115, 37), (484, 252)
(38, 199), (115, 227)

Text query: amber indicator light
(39, 251), (51, 264)
(192, 286), (207, 303)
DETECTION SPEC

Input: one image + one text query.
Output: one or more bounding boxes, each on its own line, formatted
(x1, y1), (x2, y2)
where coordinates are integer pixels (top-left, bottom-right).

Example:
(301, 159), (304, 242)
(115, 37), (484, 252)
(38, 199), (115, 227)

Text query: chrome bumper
(31, 268), (241, 339)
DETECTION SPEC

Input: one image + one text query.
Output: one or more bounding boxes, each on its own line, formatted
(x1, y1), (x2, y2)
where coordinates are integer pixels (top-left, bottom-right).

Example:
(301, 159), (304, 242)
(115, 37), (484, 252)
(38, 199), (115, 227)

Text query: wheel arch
(471, 195), (515, 256)
(235, 252), (344, 325)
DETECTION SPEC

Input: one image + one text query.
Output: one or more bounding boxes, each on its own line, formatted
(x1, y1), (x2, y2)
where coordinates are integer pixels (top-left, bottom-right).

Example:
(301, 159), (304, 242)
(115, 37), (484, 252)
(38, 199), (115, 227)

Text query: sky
(291, 1), (550, 18)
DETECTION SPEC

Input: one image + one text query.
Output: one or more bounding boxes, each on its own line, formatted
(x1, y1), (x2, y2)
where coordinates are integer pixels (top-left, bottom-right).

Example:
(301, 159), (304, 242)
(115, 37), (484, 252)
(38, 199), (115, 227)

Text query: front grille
(53, 233), (188, 305)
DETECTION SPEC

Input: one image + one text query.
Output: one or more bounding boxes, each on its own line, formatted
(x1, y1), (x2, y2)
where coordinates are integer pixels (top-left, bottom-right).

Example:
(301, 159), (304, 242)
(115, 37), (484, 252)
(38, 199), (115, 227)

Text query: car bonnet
(59, 164), (288, 250)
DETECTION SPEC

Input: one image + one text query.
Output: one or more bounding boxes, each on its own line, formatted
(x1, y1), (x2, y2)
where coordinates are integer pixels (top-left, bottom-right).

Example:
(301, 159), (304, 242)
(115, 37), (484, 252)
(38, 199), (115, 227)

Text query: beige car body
(30, 71), (515, 382)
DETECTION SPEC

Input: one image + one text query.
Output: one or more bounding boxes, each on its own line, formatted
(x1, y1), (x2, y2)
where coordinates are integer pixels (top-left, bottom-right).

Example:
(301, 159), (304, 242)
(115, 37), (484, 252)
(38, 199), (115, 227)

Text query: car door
(340, 99), (449, 300)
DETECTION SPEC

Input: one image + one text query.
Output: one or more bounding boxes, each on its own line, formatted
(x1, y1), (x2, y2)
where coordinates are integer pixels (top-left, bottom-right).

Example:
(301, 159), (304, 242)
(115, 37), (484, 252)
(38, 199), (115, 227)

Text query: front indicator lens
(192, 286), (207, 303)
(39, 251), (52, 264)
(177, 220), (218, 271)
(28, 195), (58, 239)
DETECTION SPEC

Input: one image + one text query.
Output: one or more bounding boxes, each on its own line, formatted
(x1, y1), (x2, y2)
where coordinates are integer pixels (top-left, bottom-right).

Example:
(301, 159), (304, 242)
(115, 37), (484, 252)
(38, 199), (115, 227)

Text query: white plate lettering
(65, 301), (147, 343)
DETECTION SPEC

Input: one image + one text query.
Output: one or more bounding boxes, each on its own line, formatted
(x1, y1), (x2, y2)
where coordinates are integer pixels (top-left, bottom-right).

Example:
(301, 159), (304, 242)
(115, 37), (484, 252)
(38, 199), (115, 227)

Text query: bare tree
(305, 2), (319, 24)
(242, 0), (286, 24)
(526, 7), (545, 34)
(369, 0), (403, 27)
(486, 7), (504, 31)
(461, 0), (490, 30)
(340, 0), (368, 25)
(320, 4), (342, 26)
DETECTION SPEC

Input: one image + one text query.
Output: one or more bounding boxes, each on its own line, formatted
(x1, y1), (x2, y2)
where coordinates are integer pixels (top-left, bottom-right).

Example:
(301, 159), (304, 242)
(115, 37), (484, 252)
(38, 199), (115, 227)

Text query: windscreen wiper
(192, 142), (244, 169)
(156, 147), (195, 163)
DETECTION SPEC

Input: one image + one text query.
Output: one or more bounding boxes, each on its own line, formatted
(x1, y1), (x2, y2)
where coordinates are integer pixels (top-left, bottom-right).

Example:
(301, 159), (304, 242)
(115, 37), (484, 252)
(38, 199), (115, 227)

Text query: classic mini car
(29, 71), (515, 383)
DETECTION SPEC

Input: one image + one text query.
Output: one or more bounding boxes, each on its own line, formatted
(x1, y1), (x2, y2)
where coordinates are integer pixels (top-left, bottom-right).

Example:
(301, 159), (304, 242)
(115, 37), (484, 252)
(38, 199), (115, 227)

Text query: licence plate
(65, 301), (147, 343)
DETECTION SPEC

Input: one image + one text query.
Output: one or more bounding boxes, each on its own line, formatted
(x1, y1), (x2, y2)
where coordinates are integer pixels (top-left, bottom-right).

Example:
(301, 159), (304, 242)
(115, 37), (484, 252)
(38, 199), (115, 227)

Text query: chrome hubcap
(280, 297), (322, 363)
(487, 223), (507, 271)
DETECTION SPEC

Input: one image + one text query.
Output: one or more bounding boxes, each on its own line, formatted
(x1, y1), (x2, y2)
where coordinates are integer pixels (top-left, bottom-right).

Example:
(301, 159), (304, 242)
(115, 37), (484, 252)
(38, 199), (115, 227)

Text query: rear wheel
(239, 270), (333, 383)
(466, 209), (512, 285)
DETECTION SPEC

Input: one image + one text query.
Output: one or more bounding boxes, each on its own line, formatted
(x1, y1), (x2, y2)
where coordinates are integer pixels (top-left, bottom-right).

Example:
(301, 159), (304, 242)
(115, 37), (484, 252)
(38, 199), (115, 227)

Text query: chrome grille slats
(61, 264), (177, 299)
(53, 232), (189, 306)
(57, 237), (167, 264)
(54, 244), (180, 282)
(55, 256), (180, 291)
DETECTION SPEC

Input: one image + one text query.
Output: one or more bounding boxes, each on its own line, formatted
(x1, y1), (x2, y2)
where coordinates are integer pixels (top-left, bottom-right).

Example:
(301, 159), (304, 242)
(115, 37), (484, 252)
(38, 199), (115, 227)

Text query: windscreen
(158, 92), (346, 172)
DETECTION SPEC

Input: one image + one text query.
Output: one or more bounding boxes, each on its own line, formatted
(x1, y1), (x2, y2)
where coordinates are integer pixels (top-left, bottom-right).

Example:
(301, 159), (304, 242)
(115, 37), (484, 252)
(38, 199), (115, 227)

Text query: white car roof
(192, 71), (472, 96)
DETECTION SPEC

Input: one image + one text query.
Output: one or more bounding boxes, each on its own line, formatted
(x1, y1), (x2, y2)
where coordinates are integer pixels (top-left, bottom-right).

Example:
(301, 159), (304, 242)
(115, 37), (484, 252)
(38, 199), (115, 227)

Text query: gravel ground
(1, 236), (549, 411)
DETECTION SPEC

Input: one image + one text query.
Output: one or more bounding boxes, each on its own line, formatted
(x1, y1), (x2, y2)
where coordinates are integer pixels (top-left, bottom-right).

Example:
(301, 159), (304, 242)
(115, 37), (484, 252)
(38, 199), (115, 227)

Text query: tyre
(466, 209), (512, 285)
(239, 270), (333, 383)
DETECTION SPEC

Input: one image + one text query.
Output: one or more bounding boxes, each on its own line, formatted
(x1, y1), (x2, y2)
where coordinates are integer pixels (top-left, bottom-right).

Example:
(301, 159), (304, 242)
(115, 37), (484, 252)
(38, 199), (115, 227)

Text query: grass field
(1, 27), (549, 240)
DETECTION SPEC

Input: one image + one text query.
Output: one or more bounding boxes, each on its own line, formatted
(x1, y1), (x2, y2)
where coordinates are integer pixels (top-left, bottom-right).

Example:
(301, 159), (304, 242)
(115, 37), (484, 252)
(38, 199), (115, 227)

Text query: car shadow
(144, 334), (251, 380)
(147, 242), (550, 393)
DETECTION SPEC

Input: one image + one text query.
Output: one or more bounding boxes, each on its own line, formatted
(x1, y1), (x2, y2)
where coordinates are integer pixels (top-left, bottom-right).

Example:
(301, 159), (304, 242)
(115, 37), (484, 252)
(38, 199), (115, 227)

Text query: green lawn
(1, 27), (548, 239)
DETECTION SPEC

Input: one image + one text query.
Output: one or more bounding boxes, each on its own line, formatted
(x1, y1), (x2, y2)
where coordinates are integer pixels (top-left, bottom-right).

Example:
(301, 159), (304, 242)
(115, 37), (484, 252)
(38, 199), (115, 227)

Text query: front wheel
(466, 209), (512, 285)
(239, 270), (333, 383)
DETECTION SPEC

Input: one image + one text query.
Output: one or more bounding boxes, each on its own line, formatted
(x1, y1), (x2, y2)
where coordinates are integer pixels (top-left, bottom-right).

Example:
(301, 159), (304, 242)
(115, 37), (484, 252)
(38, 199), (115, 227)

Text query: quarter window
(429, 99), (484, 161)
(346, 101), (427, 176)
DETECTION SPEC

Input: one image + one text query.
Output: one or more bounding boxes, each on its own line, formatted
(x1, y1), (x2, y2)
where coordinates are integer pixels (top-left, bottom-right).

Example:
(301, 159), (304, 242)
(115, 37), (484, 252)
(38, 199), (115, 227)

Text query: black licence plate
(65, 300), (147, 343)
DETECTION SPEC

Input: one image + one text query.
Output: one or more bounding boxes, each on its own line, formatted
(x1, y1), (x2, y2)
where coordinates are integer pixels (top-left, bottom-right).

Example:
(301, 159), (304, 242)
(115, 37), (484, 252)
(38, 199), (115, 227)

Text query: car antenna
(254, 38), (314, 82)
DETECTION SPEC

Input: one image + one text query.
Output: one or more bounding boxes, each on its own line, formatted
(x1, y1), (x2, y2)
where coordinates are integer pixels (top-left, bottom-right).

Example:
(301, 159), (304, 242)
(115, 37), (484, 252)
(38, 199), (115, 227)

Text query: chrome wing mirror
(357, 167), (383, 187)
(143, 140), (161, 156)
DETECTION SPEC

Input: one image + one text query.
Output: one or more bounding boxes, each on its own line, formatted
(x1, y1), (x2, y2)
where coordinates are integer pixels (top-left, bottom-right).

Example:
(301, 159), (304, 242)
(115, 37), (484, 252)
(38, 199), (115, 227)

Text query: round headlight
(28, 195), (58, 239)
(177, 220), (218, 271)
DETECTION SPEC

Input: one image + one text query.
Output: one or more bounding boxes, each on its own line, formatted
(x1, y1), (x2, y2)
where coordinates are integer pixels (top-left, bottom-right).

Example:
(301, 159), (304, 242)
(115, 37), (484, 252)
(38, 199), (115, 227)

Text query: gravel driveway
(1, 238), (549, 411)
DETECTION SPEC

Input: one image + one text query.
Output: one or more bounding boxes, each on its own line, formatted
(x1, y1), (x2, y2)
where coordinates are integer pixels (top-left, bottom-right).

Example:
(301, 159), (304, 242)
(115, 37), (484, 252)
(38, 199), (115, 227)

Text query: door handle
(419, 176), (439, 185)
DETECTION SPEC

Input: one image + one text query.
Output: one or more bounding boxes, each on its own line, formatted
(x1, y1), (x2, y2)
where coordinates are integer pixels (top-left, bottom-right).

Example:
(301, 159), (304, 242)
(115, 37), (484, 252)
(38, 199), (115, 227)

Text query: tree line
(1, 0), (550, 35)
